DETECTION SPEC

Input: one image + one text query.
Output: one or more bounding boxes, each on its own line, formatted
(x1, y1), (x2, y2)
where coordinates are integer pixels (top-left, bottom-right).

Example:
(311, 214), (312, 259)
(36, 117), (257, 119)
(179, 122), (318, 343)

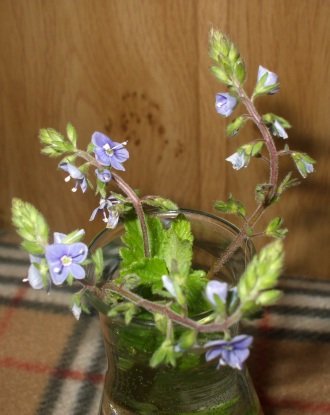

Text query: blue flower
(45, 242), (88, 285)
(89, 197), (120, 229)
(92, 132), (129, 170)
(59, 162), (87, 193)
(272, 120), (288, 139)
(205, 335), (253, 370)
(257, 65), (279, 94)
(95, 169), (112, 183)
(215, 93), (238, 117)
(205, 280), (228, 306)
(26, 255), (44, 289)
(226, 151), (247, 170)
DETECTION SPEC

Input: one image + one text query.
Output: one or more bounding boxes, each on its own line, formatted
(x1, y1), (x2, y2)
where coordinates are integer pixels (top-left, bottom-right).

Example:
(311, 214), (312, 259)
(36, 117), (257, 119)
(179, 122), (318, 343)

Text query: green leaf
(226, 116), (247, 137)
(262, 113), (291, 129)
(91, 248), (104, 282)
(12, 198), (49, 255)
(142, 197), (178, 212)
(185, 270), (208, 314)
(39, 128), (74, 158)
(120, 257), (168, 293)
(214, 194), (246, 218)
(150, 339), (176, 368)
(265, 217), (288, 239)
(275, 172), (300, 201)
(66, 123), (77, 147)
(159, 216), (193, 278)
(178, 330), (197, 350)
(62, 229), (85, 244)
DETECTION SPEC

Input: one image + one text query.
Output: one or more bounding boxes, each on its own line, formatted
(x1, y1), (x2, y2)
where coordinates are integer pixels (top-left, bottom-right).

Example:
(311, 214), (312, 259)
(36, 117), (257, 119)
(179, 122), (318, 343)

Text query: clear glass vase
(89, 209), (263, 415)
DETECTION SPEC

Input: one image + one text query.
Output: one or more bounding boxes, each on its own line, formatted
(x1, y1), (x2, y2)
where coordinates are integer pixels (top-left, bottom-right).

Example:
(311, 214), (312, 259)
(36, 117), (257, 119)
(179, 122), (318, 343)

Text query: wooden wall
(1, 0), (329, 278)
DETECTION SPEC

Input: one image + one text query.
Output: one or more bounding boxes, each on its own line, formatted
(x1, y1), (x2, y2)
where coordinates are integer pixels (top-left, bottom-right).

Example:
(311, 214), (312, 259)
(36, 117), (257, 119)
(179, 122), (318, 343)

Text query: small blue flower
(59, 162), (87, 193)
(26, 255), (44, 289)
(95, 169), (112, 183)
(215, 93), (238, 117)
(205, 280), (228, 306)
(92, 132), (129, 170)
(205, 335), (253, 370)
(45, 242), (88, 285)
(89, 197), (120, 229)
(272, 120), (288, 139)
(257, 65), (279, 94)
(226, 151), (247, 170)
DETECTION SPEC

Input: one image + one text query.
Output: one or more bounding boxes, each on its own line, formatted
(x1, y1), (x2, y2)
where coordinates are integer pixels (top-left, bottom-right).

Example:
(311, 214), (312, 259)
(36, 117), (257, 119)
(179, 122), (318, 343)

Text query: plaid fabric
(0, 242), (330, 415)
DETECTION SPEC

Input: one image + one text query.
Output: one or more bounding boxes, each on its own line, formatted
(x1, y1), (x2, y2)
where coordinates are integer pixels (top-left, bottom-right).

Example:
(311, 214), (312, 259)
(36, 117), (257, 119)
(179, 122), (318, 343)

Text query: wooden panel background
(0, 0), (329, 278)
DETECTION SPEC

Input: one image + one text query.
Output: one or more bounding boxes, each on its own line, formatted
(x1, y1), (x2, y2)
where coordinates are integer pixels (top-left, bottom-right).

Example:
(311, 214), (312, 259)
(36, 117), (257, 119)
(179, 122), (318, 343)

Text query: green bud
(255, 183), (273, 203)
(291, 152), (316, 178)
(66, 123), (77, 148)
(210, 66), (231, 86)
(275, 172), (300, 201)
(262, 113), (291, 129)
(178, 330), (197, 350)
(226, 116), (247, 137)
(265, 217), (288, 239)
(39, 128), (74, 158)
(209, 29), (230, 61)
(256, 289), (282, 306)
(12, 198), (49, 255)
(154, 313), (168, 334)
(214, 193), (246, 218)
(234, 61), (246, 84)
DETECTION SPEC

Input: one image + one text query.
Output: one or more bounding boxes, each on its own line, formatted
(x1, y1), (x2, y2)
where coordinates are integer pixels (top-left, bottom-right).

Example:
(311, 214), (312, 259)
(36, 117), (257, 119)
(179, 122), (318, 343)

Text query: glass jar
(89, 209), (263, 415)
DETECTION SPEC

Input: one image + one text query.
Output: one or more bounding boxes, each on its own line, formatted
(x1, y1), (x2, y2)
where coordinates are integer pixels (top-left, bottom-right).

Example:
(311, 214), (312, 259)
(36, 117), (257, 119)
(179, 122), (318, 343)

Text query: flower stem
(210, 85), (279, 276)
(76, 150), (151, 258)
(112, 173), (151, 257)
(103, 281), (241, 333)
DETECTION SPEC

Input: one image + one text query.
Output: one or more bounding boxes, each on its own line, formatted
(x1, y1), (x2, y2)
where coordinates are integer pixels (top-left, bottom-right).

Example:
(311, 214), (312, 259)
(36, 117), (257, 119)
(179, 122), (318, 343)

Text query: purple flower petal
(109, 157), (125, 171)
(215, 93), (237, 117)
(50, 266), (69, 285)
(94, 147), (112, 166)
(45, 244), (69, 263)
(205, 348), (223, 362)
(95, 169), (112, 183)
(113, 146), (129, 163)
(27, 264), (44, 289)
(67, 243), (88, 263)
(69, 263), (86, 279)
(231, 335), (253, 349)
(257, 65), (279, 94)
(92, 131), (114, 148)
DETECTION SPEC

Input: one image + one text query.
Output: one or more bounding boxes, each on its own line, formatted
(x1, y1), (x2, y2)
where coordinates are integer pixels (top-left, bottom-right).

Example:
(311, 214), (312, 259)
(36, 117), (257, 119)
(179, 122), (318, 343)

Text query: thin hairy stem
(210, 85), (279, 276)
(103, 281), (241, 333)
(76, 150), (151, 257)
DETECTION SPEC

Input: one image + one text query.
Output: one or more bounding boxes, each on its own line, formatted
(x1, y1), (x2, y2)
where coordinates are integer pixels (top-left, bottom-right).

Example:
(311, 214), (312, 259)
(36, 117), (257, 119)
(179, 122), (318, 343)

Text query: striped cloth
(0, 241), (329, 415)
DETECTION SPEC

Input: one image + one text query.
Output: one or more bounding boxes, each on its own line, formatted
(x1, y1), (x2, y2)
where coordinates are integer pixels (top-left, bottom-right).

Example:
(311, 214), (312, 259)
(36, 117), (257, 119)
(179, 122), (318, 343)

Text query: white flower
(226, 152), (247, 170)
(72, 303), (82, 320)
(162, 275), (177, 298)
(272, 120), (288, 139)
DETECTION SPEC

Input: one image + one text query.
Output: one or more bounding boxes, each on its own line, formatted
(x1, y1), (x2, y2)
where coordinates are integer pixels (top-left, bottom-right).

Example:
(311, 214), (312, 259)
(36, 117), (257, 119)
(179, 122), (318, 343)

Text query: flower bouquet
(11, 30), (315, 415)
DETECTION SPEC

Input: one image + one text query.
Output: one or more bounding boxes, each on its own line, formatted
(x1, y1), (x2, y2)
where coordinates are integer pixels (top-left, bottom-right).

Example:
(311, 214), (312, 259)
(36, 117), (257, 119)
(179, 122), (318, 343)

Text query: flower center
(103, 143), (113, 156)
(61, 255), (73, 267)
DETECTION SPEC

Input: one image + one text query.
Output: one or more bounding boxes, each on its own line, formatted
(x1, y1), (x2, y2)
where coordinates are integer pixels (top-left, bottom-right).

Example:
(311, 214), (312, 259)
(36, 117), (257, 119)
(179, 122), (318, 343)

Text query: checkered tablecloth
(0, 241), (330, 415)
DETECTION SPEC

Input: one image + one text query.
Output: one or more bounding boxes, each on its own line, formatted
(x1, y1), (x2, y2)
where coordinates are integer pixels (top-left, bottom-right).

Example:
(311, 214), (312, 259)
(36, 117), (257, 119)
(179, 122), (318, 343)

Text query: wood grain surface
(0, 0), (329, 277)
